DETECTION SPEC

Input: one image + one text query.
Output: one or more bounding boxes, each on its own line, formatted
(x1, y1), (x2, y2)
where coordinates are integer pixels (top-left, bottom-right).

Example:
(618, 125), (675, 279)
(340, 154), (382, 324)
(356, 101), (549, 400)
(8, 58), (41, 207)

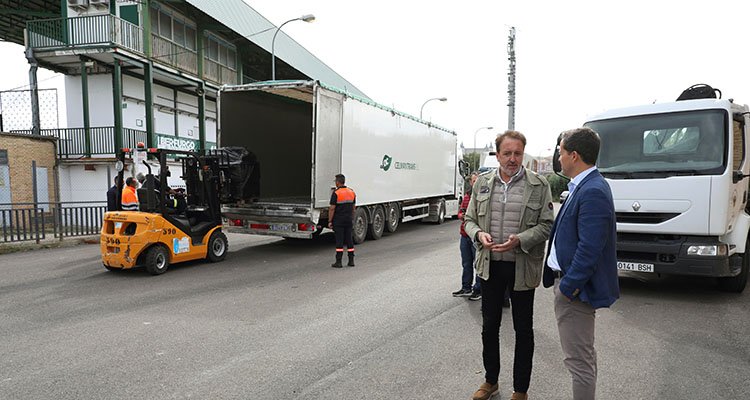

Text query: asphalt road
(1, 219), (749, 399)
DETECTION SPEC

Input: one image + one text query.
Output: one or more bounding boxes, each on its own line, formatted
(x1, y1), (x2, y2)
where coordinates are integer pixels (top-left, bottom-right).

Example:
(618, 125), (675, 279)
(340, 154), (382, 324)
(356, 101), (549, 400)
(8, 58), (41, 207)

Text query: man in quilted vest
(464, 130), (554, 400)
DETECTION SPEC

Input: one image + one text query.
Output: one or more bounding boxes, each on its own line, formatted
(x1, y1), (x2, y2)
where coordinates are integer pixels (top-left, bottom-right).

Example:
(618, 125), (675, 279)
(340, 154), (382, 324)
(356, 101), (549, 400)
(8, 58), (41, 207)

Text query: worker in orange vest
(121, 177), (139, 211)
(328, 174), (356, 268)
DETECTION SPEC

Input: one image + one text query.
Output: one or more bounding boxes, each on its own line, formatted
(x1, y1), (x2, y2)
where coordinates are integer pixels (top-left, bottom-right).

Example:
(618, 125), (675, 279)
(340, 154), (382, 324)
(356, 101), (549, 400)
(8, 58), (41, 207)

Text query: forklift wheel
(207, 231), (228, 262)
(144, 246), (170, 275)
(103, 263), (119, 272)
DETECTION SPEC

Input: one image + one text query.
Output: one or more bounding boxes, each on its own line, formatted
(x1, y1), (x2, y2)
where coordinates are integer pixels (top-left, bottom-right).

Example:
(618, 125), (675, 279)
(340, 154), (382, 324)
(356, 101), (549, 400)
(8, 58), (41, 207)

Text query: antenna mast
(507, 27), (516, 130)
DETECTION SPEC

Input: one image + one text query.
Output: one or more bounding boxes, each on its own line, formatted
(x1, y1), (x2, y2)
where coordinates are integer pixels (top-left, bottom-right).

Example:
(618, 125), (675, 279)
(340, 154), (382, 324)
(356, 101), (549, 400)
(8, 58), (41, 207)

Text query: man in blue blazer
(544, 127), (620, 400)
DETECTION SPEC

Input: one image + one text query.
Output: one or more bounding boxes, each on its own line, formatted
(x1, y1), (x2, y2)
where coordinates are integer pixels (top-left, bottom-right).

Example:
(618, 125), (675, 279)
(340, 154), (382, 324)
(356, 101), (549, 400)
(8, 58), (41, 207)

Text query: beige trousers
(554, 279), (597, 400)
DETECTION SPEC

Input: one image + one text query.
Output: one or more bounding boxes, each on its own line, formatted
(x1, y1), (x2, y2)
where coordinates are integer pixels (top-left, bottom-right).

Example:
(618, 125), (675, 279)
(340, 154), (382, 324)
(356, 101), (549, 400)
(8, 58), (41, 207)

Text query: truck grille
(616, 212), (680, 224)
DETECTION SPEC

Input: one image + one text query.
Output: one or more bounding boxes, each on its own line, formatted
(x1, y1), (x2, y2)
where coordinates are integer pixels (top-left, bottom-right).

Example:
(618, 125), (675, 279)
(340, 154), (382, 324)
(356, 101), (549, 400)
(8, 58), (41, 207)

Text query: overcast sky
(2, 0), (750, 156)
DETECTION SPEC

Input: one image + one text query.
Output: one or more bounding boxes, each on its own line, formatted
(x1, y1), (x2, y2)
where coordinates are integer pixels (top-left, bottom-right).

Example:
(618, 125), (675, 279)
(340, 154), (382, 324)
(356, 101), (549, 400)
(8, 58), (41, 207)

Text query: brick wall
(0, 133), (57, 205)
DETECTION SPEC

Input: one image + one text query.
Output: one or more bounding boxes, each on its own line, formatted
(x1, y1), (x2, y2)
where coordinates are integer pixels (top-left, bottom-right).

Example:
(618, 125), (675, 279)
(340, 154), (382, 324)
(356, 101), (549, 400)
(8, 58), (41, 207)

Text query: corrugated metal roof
(184, 0), (368, 99)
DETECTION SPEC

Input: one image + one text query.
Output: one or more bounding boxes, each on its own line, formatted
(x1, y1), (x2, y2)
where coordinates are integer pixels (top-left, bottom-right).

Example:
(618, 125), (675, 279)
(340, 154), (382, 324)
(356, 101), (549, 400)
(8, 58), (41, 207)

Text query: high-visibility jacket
(330, 186), (356, 224)
(121, 185), (139, 211)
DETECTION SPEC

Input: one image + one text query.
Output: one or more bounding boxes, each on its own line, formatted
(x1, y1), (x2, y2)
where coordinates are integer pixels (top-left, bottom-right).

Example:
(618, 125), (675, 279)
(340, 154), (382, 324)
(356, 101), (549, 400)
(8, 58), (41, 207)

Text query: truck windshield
(587, 109), (726, 178)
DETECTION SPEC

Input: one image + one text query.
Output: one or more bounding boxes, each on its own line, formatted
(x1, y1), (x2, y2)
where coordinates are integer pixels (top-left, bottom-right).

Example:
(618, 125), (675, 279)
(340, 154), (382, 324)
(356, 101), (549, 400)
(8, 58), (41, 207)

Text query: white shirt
(546, 166), (598, 271)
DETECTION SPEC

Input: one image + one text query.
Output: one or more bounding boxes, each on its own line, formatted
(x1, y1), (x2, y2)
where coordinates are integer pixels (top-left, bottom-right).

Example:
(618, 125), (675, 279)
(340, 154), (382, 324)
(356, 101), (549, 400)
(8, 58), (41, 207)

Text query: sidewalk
(0, 235), (100, 255)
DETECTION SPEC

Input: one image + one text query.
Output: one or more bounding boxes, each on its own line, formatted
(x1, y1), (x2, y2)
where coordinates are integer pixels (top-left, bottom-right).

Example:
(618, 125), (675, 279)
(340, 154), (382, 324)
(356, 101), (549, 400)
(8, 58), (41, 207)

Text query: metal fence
(10, 127), (147, 158)
(0, 201), (106, 244)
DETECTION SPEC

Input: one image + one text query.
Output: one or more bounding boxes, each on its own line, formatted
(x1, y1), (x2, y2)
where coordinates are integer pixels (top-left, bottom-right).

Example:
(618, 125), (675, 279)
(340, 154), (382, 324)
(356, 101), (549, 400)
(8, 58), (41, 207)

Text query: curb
(0, 235), (100, 255)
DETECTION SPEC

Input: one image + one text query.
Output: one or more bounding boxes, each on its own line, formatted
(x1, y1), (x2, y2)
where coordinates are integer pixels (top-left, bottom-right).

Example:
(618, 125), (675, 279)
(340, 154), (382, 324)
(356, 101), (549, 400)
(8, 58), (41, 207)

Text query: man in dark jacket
(106, 176), (121, 211)
(453, 171), (482, 299)
(544, 127), (620, 400)
(328, 174), (356, 268)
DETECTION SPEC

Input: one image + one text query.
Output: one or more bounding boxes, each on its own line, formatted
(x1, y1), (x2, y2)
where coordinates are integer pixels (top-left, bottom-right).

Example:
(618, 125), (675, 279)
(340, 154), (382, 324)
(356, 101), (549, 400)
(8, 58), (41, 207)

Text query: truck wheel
(144, 246), (169, 275)
(385, 203), (400, 233)
(353, 208), (368, 244)
(435, 200), (446, 224)
(207, 231), (228, 262)
(367, 206), (385, 240)
(718, 250), (749, 293)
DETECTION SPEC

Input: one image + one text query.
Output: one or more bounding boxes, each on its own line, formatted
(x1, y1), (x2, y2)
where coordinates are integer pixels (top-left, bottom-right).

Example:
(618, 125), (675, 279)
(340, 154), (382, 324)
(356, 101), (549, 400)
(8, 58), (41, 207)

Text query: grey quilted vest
(489, 169), (526, 261)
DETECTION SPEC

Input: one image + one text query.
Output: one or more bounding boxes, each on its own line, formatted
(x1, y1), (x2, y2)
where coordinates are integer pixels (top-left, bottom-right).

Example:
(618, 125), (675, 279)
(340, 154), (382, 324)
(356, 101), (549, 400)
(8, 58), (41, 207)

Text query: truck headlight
(687, 245), (727, 256)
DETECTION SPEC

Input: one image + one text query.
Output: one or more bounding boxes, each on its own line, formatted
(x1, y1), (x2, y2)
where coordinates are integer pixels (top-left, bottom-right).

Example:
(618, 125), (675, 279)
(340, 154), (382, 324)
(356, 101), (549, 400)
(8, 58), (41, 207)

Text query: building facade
(1, 0), (365, 202)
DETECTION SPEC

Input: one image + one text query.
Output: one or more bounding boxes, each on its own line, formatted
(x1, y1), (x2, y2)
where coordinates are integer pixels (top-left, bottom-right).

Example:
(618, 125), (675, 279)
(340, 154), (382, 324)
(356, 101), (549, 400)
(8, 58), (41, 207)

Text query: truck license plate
(270, 224), (291, 232)
(617, 261), (654, 273)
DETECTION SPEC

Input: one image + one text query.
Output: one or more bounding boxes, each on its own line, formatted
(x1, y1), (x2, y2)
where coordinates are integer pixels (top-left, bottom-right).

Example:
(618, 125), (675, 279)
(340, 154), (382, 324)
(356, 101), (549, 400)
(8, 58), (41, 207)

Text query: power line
(2, 75), (60, 92)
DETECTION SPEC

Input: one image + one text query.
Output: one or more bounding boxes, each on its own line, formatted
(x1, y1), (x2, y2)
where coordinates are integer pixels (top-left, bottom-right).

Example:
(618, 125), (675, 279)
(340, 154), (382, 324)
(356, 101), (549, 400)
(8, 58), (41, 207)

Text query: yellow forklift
(101, 146), (229, 274)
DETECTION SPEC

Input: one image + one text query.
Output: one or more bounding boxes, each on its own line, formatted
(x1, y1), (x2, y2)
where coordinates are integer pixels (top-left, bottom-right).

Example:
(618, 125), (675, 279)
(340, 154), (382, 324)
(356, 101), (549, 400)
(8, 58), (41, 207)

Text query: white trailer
(559, 90), (750, 292)
(217, 80), (465, 242)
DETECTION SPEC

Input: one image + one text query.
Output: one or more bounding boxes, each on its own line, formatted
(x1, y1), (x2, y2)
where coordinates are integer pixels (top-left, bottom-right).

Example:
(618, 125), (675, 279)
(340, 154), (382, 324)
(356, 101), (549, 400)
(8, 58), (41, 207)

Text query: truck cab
(578, 96), (750, 292)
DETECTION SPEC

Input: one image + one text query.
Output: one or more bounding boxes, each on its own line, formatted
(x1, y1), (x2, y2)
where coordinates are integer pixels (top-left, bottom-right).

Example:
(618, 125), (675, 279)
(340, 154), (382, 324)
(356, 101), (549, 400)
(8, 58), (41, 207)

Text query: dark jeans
(480, 260), (535, 393)
(334, 223), (354, 250)
(459, 235), (481, 292)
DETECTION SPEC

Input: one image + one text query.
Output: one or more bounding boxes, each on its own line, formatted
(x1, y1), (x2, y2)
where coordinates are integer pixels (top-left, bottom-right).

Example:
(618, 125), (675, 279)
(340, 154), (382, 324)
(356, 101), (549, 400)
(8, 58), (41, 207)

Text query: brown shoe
(510, 392), (528, 400)
(472, 382), (499, 400)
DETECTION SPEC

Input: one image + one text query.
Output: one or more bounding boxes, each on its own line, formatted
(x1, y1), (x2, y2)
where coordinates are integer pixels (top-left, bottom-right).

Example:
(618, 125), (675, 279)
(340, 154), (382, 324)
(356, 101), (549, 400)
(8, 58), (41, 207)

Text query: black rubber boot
(331, 252), (343, 268)
(347, 252), (355, 267)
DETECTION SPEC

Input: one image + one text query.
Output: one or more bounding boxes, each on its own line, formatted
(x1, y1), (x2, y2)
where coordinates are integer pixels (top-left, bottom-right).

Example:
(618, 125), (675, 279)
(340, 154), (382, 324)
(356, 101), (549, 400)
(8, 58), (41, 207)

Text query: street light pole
(473, 126), (493, 171)
(271, 14), (315, 80)
(419, 97), (447, 120)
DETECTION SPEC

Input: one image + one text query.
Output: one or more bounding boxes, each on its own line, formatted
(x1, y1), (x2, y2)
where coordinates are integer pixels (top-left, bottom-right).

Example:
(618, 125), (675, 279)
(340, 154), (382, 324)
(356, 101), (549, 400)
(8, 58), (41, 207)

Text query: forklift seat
(137, 188), (161, 212)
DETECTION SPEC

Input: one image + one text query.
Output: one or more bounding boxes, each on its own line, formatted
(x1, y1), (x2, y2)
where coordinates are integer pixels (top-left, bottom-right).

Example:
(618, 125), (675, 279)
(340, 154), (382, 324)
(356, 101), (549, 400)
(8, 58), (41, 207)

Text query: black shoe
(469, 291), (482, 301)
(347, 254), (355, 267)
(502, 298), (510, 308)
(452, 288), (472, 297)
(331, 262), (343, 268)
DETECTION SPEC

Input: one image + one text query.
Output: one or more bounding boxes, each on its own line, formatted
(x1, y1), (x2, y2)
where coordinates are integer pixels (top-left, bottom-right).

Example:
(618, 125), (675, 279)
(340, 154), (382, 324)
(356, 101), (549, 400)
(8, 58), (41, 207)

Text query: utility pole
(507, 27), (516, 130)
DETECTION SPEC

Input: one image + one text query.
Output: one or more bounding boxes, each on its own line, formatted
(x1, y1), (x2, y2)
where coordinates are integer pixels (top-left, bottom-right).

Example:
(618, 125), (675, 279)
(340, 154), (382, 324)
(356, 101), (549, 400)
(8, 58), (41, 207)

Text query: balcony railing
(27, 14), (143, 54)
(151, 34), (198, 75)
(27, 16), (240, 86)
(11, 127), (146, 158)
(11, 127), (215, 158)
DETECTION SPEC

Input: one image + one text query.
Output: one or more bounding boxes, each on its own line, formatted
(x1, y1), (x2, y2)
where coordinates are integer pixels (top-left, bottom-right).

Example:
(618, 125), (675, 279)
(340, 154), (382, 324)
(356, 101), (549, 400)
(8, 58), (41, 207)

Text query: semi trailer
(217, 80), (466, 243)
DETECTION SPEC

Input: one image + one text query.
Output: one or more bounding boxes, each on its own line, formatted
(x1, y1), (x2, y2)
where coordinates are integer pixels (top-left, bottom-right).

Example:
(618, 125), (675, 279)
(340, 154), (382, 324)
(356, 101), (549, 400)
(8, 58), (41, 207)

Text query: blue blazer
(543, 169), (620, 309)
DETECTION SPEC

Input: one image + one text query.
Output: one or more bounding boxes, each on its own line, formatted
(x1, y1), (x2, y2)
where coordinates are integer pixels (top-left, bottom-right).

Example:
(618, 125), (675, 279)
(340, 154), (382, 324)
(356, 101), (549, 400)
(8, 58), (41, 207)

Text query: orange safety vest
(121, 185), (138, 211)
(333, 187), (356, 204)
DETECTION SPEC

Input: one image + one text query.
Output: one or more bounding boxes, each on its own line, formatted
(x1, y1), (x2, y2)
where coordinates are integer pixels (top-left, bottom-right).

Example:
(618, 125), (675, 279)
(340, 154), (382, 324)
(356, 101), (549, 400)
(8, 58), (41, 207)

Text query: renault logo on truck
(632, 201), (641, 212)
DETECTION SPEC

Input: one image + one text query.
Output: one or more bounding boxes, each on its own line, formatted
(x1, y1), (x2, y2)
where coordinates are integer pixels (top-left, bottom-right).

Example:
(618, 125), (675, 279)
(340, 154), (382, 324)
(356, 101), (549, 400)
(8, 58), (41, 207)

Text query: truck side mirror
(732, 170), (749, 184)
(553, 134), (563, 174)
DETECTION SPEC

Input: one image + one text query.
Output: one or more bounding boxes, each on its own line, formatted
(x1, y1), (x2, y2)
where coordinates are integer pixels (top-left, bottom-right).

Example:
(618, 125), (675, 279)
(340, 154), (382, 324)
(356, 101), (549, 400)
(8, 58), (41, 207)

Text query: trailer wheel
(353, 207), (368, 244)
(367, 206), (385, 240)
(144, 246), (170, 275)
(385, 203), (400, 233)
(207, 231), (228, 262)
(718, 248), (749, 293)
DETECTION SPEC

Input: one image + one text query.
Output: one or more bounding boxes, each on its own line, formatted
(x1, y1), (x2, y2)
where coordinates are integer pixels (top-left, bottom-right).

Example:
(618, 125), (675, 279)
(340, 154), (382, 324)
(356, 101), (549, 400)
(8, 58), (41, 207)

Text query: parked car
(559, 190), (569, 204)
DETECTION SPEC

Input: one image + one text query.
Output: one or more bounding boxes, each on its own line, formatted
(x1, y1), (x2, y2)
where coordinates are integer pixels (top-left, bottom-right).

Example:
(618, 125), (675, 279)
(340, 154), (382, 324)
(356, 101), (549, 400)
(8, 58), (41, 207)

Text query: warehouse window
(150, 5), (197, 51)
(205, 34), (237, 70)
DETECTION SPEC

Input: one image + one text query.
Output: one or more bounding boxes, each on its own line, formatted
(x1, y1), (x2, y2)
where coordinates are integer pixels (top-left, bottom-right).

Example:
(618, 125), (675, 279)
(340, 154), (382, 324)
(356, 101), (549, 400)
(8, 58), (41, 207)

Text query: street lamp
(419, 97), (447, 120)
(473, 126), (493, 171)
(271, 14), (315, 80)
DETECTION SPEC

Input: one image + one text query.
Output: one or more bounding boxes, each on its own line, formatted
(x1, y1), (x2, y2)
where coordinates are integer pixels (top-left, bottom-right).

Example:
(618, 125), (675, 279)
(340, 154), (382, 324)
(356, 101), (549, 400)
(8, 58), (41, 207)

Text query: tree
(463, 153), (480, 172)
(545, 173), (571, 203)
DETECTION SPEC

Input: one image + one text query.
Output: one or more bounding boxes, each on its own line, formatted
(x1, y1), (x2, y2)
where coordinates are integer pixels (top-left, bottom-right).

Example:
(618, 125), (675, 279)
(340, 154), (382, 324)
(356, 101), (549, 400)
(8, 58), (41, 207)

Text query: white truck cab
(556, 88), (750, 292)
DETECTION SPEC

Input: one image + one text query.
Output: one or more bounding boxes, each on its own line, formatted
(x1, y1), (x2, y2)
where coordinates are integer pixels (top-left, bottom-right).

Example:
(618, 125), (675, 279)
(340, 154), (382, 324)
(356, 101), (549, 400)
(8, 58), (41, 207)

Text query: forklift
(101, 145), (228, 275)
